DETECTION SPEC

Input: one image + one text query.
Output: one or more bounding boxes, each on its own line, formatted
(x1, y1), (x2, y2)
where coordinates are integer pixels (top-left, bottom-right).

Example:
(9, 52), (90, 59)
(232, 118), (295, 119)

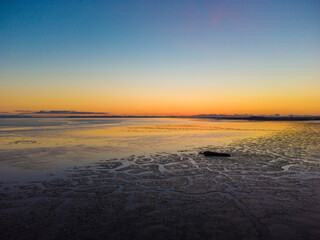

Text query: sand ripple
(1, 122), (319, 239)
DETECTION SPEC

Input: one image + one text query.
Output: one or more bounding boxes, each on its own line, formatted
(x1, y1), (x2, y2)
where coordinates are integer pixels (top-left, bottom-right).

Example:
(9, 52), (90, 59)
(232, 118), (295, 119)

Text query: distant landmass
(0, 114), (320, 121)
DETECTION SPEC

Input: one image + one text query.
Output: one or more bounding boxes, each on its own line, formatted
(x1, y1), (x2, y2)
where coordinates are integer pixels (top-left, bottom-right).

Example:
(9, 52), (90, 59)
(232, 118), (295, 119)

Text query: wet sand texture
(1, 122), (320, 239)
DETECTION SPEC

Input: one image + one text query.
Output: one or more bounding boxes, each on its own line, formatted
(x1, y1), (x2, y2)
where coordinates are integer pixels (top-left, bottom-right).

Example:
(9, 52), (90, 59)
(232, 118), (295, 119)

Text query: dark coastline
(202, 116), (320, 121)
(1, 115), (320, 121)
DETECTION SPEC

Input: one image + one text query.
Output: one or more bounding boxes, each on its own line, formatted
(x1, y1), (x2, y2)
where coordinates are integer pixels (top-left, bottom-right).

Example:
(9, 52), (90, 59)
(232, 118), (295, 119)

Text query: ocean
(1, 118), (319, 239)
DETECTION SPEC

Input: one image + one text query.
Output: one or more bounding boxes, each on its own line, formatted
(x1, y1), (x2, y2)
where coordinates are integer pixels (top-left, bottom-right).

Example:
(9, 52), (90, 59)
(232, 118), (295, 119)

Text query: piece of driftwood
(199, 151), (230, 157)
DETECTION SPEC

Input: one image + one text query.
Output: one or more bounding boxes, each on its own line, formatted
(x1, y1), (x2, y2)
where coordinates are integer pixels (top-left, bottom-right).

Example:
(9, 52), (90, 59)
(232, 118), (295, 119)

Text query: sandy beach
(2, 1), (319, 239)
(1, 121), (319, 239)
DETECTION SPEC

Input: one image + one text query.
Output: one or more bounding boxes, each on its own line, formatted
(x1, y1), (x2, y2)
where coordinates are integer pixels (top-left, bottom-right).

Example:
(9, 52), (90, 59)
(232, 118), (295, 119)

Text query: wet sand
(1, 122), (320, 239)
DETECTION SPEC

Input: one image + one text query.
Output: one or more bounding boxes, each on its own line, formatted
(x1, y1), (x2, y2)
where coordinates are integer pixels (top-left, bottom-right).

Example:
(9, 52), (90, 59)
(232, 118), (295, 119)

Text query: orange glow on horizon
(1, 72), (320, 116)
(1, 89), (319, 116)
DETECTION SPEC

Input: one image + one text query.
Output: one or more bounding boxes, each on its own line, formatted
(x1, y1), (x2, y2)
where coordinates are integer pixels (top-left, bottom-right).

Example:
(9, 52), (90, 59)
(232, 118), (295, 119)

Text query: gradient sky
(1, 0), (320, 116)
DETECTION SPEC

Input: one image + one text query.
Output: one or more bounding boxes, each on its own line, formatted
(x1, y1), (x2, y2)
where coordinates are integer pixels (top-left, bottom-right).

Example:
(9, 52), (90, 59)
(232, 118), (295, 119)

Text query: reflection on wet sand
(1, 121), (319, 239)
(0, 119), (288, 181)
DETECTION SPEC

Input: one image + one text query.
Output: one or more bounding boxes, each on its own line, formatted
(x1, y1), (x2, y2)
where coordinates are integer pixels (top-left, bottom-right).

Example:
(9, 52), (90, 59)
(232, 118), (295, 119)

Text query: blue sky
(1, 0), (320, 115)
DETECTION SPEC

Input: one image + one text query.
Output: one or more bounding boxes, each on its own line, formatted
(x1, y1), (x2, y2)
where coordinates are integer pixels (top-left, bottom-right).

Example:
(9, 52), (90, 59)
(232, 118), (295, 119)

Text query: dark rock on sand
(200, 151), (231, 157)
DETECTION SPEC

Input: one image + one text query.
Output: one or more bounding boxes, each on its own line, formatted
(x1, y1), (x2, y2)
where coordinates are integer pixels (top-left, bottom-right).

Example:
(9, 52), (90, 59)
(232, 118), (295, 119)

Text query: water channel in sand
(0, 118), (289, 182)
(0, 119), (319, 239)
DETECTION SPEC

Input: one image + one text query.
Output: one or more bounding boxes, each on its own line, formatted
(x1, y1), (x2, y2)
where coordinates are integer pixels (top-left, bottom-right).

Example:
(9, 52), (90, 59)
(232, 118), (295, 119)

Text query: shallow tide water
(0, 118), (287, 182)
(0, 118), (319, 239)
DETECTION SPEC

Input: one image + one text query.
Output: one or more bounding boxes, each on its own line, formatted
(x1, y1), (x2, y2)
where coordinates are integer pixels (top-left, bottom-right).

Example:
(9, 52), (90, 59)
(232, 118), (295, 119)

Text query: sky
(1, 0), (320, 116)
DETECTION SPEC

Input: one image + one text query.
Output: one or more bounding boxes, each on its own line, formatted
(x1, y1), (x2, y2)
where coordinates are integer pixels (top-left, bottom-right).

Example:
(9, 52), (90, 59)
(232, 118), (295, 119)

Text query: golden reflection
(0, 118), (290, 152)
